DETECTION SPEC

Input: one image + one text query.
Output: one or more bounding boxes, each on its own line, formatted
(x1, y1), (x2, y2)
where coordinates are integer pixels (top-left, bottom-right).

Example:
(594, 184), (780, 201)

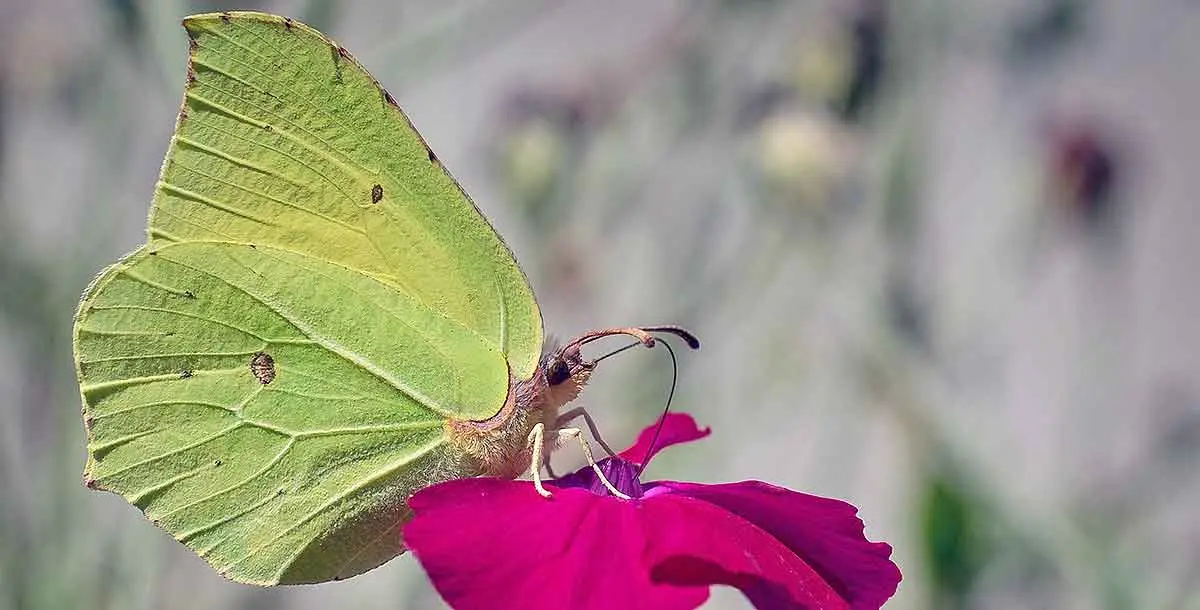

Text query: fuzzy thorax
(447, 362), (593, 480)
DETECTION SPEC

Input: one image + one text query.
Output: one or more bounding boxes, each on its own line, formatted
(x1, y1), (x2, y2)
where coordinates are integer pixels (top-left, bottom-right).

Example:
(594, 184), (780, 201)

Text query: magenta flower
(404, 414), (901, 610)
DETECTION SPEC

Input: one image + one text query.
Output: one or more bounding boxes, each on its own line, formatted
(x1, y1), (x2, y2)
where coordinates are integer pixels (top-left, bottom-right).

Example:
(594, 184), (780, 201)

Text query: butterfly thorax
(447, 344), (592, 479)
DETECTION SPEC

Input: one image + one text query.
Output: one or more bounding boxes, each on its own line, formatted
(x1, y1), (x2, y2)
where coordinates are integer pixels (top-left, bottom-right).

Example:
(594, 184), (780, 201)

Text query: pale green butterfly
(73, 11), (697, 586)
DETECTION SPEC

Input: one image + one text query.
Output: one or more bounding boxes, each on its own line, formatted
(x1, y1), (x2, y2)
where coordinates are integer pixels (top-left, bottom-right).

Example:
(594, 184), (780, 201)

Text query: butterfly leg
(556, 428), (631, 500)
(526, 422), (554, 498)
(554, 406), (618, 458)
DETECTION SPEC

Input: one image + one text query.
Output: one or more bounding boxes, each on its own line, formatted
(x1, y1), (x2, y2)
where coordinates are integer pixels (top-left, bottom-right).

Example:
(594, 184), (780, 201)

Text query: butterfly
(73, 11), (696, 585)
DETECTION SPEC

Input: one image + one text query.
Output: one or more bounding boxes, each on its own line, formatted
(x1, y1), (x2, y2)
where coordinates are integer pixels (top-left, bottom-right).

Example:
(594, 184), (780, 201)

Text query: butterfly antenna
(569, 325), (700, 357)
(566, 327), (656, 353)
(642, 325), (701, 350)
(638, 337), (679, 475)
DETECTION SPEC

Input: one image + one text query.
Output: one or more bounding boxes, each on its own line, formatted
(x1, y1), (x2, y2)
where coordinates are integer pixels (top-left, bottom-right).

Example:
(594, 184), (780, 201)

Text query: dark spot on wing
(182, 290), (196, 299)
(284, 17), (295, 30)
(179, 369), (193, 379)
(251, 351), (276, 385)
(148, 250), (158, 256)
(371, 184), (383, 204)
(213, 459), (222, 466)
(247, 243), (256, 249)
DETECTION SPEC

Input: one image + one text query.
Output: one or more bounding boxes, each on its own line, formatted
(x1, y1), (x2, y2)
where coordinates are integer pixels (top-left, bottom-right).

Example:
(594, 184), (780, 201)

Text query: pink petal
(618, 413), (712, 466)
(404, 478), (708, 610)
(660, 482), (901, 610)
(640, 493), (850, 610)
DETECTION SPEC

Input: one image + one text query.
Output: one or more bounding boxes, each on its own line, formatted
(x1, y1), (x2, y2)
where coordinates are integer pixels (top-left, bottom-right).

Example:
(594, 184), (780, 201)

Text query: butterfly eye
(546, 359), (570, 386)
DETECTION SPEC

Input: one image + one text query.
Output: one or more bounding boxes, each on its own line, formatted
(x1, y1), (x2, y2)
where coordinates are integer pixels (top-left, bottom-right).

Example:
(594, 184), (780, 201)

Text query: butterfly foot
(558, 428), (631, 500)
(527, 422), (554, 499)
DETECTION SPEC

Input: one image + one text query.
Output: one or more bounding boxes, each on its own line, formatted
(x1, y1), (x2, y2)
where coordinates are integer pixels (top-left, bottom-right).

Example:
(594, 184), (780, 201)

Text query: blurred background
(1, 0), (1197, 608)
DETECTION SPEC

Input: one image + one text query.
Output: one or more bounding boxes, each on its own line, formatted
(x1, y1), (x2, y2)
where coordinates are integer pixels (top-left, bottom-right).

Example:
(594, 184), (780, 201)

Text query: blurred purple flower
(404, 414), (901, 610)
(1047, 120), (1119, 225)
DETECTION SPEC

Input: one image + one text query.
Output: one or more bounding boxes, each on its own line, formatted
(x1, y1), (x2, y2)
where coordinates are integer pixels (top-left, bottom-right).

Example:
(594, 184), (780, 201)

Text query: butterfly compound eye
(546, 359), (570, 386)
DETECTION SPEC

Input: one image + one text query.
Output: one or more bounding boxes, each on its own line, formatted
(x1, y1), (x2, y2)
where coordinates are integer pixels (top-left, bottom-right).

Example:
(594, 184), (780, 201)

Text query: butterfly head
(540, 342), (593, 407)
(538, 326), (701, 410)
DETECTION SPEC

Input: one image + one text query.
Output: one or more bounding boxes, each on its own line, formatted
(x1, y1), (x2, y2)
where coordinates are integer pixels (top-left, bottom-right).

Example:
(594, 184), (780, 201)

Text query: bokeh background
(2, 0), (1198, 608)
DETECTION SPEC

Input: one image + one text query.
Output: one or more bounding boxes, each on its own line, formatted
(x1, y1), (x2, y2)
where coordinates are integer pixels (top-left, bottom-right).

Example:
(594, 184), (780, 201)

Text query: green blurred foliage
(920, 475), (990, 609)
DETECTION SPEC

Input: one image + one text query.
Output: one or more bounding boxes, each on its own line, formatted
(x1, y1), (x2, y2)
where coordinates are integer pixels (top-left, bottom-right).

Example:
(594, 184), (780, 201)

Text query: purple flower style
(404, 414), (901, 610)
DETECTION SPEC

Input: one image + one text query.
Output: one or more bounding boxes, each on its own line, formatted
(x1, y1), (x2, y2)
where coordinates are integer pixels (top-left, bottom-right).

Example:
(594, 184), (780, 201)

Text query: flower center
(596, 458), (644, 498)
(552, 457), (646, 499)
